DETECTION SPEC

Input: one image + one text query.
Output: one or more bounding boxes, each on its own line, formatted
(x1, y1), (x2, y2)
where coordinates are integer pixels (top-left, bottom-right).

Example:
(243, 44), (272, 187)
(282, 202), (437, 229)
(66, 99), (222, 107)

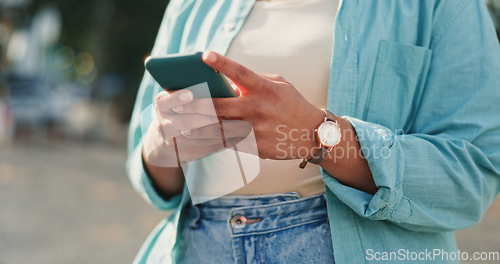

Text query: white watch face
(317, 121), (341, 147)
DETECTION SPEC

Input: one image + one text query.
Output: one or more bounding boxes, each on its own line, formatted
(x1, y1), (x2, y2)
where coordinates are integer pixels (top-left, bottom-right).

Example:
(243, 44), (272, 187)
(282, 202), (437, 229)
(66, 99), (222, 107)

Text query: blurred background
(0, 0), (499, 263)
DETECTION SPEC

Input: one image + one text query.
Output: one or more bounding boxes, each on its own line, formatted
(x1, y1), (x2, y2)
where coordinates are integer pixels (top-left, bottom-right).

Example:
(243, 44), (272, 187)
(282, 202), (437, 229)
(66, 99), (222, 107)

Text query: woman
(127, 0), (500, 263)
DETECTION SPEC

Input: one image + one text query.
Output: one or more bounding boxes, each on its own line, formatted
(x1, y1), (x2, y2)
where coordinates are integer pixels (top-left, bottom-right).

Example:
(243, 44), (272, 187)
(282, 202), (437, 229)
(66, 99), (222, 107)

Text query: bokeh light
(54, 45), (74, 69)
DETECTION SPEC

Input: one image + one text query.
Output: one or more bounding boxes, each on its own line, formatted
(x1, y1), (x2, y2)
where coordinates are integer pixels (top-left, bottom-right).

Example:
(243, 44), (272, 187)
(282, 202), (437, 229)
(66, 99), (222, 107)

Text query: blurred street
(0, 142), (499, 264)
(0, 142), (166, 264)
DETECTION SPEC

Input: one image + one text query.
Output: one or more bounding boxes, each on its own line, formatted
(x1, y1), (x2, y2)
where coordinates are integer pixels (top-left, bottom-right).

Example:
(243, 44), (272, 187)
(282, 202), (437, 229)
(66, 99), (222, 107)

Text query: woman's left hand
(175, 51), (325, 160)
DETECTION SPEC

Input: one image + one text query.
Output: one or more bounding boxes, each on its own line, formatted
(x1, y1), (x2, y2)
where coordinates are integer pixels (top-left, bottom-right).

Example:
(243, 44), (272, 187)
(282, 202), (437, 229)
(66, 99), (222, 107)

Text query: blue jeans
(180, 192), (335, 264)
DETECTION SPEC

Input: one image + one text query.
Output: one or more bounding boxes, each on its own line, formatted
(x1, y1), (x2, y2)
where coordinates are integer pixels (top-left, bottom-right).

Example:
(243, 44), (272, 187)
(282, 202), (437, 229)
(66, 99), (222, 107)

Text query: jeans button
(231, 215), (247, 228)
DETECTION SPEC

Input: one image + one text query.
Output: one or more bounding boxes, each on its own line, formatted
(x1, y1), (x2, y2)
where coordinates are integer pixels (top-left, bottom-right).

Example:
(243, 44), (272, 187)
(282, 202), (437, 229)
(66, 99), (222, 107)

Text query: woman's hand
(143, 88), (252, 166)
(192, 51), (375, 193)
(143, 50), (376, 195)
(174, 51), (325, 160)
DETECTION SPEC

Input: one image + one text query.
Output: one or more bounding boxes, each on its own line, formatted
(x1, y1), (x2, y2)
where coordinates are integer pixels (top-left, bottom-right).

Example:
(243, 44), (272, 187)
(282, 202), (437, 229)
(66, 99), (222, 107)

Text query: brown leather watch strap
(299, 148), (329, 169)
(299, 109), (338, 169)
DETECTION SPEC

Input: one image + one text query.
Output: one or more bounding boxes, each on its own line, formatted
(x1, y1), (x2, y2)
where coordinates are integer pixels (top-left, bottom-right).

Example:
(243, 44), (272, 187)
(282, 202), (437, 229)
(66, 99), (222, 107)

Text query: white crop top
(226, 0), (339, 197)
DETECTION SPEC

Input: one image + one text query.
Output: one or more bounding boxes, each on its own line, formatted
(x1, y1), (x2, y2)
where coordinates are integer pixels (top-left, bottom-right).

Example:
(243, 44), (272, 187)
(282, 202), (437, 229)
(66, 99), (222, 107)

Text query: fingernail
(172, 105), (183, 113)
(181, 129), (191, 136)
(179, 91), (193, 102)
(203, 51), (217, 63)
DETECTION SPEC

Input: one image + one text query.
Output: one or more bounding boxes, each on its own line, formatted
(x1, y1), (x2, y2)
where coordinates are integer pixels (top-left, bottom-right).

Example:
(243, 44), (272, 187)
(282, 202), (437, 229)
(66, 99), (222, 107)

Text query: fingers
(259, 73), (287, 83)
(156, 89), (194, 112)
(157, 113), (219, 139)
(202, 51), (268, 95)
(180, 122), (222, 139)
(184, 120), (253, 139)
(175, 137), (227, 147)
(171, 98), (216, 115)
(173, 97), (243, 118)
(153, 119), (255, 163)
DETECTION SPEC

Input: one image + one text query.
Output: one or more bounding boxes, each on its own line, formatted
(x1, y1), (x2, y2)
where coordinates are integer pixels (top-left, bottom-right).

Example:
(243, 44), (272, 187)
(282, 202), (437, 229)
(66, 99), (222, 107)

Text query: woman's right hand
(143, 89), (251, 167)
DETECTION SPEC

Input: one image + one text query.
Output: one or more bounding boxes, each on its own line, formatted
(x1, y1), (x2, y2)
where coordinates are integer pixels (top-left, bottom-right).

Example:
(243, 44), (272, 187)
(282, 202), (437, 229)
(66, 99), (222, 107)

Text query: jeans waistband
(198, 192), (305, 208)
(187, 192), (328, 237)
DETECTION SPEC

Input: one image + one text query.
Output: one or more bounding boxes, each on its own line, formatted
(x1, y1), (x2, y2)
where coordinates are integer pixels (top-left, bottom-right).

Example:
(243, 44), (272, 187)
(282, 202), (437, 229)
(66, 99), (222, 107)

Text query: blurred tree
(28, 0), (168, 122)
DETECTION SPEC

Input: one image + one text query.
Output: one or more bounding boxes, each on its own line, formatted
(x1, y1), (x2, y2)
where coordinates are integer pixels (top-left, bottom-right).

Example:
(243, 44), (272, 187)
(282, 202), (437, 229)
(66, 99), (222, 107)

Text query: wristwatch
(299, 109), (341, 169)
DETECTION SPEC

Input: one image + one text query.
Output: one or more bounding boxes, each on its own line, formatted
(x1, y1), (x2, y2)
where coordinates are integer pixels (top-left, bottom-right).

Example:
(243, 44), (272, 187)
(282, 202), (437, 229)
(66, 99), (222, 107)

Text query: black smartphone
(145, 52), (238, 98)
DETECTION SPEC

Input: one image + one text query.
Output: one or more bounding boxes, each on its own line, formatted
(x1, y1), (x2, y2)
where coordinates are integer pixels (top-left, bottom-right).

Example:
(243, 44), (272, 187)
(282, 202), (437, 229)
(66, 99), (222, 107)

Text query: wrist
(299, 109), (342, 169)
(303, 108), (326, 160)
(317, 115), (348, 167)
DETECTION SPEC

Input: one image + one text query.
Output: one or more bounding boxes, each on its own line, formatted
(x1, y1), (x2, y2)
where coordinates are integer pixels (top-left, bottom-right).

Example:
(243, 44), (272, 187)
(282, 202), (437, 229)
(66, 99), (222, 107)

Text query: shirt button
(231, 215), (247, 228)
(345, 34), (348, 42)
(224, 22), (235, 31)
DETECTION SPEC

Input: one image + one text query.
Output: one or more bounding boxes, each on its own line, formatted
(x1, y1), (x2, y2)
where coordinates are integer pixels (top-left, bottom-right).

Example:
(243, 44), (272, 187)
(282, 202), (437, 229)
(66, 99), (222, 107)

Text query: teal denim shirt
(126, 0), (500, 263)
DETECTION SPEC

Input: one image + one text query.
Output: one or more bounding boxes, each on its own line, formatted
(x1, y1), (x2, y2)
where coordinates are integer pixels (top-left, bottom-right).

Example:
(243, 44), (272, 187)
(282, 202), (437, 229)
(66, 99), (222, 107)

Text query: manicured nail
(179, 91), (193, 102)
(172, 105), (183, 113)
(181, 129), (191, 136)
(203, 51), (217, 63)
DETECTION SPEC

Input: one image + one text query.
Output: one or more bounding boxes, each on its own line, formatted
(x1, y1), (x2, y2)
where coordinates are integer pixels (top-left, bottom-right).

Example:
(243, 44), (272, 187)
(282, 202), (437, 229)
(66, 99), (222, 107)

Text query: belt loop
(188, 204), (201, 229)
